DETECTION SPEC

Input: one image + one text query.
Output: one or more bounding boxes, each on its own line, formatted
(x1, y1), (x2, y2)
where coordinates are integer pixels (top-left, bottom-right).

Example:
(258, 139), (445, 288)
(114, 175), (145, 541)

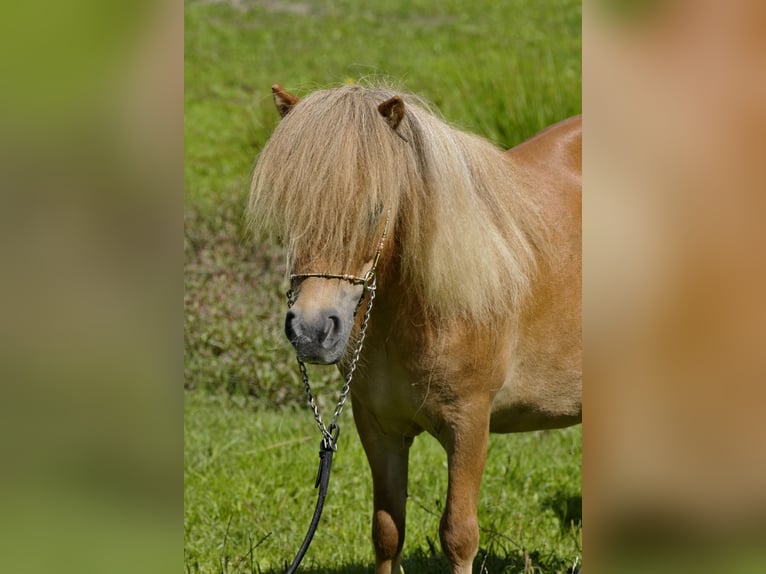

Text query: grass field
(185, 393), (582, 573)
(185, 0), (581, 571)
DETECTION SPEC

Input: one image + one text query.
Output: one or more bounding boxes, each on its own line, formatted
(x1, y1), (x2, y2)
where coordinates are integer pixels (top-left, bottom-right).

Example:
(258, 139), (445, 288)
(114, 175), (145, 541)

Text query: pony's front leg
(438, 408), (491, 574)
(352, 400), (411, 574)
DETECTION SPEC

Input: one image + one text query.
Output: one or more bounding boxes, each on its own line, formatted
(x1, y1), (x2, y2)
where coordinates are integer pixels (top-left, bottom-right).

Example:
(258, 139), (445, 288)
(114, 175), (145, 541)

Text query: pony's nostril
(320, 314), (341, 345)
(284, 310), (298, 341)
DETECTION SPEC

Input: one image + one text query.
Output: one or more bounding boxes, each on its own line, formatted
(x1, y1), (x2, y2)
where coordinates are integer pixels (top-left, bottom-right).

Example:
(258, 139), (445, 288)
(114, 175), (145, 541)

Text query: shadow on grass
(259, 565), (372, 574)
(542, 490), (582, 531)
(256, 551), (444, 574)
(254, 554), (445, 574)
(256, 547), (581, 574)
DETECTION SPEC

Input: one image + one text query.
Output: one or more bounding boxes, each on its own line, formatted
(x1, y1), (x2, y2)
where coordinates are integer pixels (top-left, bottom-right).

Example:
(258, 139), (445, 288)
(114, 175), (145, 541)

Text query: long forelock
(249, 85), (407, 273)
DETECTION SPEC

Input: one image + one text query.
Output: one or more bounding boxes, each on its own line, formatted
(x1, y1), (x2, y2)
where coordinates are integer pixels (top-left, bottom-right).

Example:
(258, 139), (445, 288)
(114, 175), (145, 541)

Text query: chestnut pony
(249, 83), (581, 574)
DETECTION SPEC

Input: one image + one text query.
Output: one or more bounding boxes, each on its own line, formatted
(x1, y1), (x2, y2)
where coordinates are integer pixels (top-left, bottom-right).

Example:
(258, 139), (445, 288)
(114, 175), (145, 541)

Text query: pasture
(185, 393), (582, 573)
(184, 0), (581, 571)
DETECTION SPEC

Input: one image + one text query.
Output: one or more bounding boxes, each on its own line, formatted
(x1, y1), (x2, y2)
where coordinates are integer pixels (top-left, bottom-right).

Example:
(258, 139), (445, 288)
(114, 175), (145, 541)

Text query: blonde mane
(249, 83), (549, 322)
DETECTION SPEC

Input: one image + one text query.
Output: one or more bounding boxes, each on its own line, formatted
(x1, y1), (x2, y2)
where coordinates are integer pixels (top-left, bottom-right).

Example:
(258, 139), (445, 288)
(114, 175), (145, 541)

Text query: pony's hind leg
(352, 401), (411, 574)
(437, 406), (491, 574)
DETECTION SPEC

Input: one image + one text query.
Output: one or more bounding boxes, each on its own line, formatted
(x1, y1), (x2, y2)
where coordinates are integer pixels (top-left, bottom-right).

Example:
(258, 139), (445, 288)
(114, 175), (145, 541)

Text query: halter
(287, 216), (390, 296)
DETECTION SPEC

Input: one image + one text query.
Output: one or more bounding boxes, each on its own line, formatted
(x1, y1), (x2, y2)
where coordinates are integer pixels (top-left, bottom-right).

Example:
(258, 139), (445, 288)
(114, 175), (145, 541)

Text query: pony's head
(249, 82), (546, 364)
(249, 84), (405, 363)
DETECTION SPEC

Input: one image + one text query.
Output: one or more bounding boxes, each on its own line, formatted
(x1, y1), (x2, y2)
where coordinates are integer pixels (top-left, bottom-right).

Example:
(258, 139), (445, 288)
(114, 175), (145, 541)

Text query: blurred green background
(1, 1), (180, 573)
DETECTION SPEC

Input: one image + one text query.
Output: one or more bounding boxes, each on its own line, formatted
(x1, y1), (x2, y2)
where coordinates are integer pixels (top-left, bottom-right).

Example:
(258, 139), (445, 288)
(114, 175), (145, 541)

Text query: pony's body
(491, 115), (582, 433)
(250, 84), (581, 574)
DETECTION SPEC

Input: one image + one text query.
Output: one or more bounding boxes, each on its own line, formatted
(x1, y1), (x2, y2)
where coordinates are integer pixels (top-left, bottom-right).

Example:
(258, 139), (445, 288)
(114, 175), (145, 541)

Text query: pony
(249, 82), (581, 574)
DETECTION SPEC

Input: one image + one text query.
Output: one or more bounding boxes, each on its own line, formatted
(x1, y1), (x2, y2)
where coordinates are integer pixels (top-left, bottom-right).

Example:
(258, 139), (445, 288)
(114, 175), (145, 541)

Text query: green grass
(184, 0), (581, 211)
(184, 0), (582, 571)
(185, 392), (582, 573)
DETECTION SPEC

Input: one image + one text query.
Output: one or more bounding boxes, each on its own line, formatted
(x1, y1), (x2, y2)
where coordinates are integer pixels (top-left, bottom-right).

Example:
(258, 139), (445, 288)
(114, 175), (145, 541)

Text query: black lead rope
(284, 431), (338, 574)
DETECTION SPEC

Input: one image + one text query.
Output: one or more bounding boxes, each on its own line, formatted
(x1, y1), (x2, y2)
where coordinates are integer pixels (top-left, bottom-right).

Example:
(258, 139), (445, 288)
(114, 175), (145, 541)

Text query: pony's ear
(378, 96), (405, 131)
(272, 84), (300, 118)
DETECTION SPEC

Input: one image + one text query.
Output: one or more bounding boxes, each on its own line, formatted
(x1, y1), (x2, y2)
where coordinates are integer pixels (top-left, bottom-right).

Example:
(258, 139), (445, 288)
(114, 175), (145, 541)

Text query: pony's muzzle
(285, 308), (348, 364)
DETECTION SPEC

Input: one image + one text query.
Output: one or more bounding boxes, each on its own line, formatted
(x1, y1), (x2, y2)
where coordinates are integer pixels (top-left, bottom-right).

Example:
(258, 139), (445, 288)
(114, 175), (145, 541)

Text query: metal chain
(289, 276), (377, 450)
(286, 215), (388, 450)
(329, 276), (376, 428)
